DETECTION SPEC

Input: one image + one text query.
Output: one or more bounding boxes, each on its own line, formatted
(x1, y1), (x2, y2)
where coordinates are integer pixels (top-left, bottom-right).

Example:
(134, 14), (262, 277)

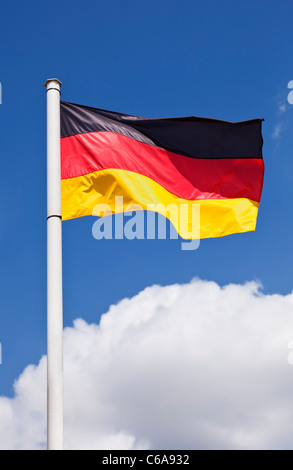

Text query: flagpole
(45, 78), (63, 451)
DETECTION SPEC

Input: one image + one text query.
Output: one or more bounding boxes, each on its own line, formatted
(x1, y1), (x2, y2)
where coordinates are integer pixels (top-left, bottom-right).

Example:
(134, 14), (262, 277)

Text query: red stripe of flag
(61, 131), (264, 202)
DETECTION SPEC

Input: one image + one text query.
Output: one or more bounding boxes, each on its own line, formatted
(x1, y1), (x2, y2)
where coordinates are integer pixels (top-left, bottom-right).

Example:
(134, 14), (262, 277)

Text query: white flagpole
(45, 78), (63, 451)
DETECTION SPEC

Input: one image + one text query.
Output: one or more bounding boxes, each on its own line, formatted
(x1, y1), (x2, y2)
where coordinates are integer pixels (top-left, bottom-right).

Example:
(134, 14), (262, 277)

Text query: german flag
(60, 101), (264, 239)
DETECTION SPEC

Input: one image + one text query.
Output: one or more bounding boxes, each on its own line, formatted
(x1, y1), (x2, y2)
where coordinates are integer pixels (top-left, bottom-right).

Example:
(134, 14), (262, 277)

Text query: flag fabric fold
(60, 101), (264, 239)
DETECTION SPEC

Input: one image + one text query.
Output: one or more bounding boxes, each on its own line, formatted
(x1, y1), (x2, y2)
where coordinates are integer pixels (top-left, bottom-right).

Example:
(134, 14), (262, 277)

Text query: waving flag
(60, 101), (264, 239)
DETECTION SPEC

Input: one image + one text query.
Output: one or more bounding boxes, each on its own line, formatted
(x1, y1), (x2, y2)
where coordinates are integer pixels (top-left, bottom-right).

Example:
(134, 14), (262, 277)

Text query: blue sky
(0, 0), (293, 424)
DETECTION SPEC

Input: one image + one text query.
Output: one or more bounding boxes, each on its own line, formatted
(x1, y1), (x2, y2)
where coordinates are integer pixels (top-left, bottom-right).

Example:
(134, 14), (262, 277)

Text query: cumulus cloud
(1, 279), (293, 450)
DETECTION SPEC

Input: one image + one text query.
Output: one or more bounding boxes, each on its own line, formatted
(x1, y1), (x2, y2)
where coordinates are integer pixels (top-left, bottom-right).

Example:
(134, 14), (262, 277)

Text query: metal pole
(45, 78), (63, 451)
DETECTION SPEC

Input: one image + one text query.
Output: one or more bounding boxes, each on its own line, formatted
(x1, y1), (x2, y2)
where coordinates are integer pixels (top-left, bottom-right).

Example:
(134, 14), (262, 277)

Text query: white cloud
(271, 85), (293, 140)
(1, 279), (293, 450)
(272, 122), (286, 139)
